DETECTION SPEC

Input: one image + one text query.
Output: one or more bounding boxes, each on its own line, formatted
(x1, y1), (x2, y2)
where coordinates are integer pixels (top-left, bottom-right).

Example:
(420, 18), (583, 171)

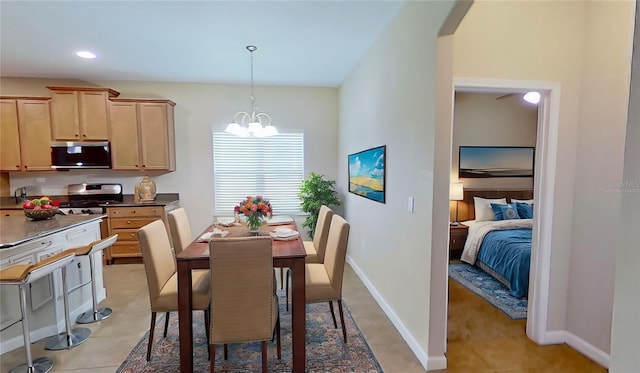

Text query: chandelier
(224, 45), (278, 137)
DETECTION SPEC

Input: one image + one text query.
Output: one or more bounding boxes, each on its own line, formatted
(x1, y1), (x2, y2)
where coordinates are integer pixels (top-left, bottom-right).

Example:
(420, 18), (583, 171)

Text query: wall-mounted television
(459, 146), (534, 178)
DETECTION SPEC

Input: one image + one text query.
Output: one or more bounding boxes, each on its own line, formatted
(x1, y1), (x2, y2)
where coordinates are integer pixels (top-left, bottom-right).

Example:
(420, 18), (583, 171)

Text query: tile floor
(0, 263), (605, 372)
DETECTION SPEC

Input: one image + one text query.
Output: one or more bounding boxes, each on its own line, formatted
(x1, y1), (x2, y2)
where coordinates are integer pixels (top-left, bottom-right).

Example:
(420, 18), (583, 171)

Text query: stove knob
(68, 210), (74, 214)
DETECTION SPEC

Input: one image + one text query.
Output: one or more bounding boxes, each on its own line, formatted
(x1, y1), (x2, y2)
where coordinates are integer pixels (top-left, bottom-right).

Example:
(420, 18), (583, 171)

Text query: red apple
(22, 201), (35, 209)
(42, 204), (52, 210)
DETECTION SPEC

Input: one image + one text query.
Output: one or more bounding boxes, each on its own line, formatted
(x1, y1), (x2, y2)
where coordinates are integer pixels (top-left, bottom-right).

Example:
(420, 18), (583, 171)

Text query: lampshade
(450, 182), (464, 201)
(224, 45), (278, 137)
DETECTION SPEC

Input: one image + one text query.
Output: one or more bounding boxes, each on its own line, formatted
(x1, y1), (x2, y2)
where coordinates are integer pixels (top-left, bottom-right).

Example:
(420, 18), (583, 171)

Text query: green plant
(298, 173), (341, 238)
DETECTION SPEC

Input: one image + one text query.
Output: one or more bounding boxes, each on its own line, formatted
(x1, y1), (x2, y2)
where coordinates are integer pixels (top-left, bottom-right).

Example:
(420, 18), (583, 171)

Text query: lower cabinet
(0, 220), (101, 353)
(106, 206), (167, 263)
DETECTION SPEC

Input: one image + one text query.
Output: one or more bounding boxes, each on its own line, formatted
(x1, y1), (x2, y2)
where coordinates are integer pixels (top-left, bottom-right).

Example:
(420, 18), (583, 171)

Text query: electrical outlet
(408, 196), (414, 213)
(35, 177), (46, 183)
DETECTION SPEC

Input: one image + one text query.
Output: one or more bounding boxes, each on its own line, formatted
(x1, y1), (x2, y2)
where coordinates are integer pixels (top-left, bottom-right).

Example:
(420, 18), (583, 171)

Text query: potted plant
(298, 173), (341, 238)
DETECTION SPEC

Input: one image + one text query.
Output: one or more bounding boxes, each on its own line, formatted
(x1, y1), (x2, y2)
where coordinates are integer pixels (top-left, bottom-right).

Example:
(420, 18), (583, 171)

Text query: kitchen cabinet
(0, 219), (101, 352)
(0, 97), (53, 172)
(106, 205), (168, 263)
(109, 99), (176, 171)
(48, 86), (120, 141)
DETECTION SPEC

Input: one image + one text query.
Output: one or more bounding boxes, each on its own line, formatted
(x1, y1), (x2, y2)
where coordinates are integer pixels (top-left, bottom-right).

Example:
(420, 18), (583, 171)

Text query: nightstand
(449, 224), (468, 260)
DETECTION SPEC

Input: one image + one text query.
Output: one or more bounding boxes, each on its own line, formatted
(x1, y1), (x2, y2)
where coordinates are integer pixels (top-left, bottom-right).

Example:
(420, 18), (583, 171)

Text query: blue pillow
(490, 203), (520, 220)
(515, 202), (533, 219)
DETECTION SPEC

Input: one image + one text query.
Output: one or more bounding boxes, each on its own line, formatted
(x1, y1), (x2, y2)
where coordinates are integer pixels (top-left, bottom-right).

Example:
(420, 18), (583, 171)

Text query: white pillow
(474, 197), (507, 221)
(511, 198), (533, 205)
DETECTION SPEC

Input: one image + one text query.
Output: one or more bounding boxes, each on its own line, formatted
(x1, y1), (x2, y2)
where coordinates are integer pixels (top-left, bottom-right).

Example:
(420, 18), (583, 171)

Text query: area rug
(116, 293), (383, 373)
(449, 263), (528, 319)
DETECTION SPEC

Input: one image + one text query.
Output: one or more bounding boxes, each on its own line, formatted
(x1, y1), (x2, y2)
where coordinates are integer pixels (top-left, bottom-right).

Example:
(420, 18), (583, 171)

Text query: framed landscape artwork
(459, 146), (535, 178)
(348, 145), (386, 203)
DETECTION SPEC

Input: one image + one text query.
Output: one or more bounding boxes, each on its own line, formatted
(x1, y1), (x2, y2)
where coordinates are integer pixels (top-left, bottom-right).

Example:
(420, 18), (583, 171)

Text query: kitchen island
(0, 215), (105, 354)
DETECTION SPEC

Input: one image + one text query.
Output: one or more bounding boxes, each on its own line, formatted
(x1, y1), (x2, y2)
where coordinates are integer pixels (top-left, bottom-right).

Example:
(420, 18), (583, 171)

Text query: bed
(455, 189), (534, 298)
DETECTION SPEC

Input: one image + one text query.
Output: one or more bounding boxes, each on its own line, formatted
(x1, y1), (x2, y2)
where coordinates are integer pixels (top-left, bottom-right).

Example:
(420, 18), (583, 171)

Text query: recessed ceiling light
(76, 51), (96, 59)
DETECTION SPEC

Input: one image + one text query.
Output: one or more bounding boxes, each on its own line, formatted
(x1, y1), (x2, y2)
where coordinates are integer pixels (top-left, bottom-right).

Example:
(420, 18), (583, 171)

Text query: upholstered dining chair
(167, 207), (192, 257)
(209, 236), (281, 373)
(285, 205), (334, 309)
(167, 207), (211, 279)
(305, 214), (350, 343)
(137, 220), (211, 361)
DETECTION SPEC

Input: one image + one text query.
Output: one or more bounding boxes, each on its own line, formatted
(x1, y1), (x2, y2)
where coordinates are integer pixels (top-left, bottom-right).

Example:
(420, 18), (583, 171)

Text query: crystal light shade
(225, 45), (278, 137)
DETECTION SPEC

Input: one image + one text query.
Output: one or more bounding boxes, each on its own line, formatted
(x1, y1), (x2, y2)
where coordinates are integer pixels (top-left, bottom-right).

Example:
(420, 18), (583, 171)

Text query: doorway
(450, 77), (561, 345)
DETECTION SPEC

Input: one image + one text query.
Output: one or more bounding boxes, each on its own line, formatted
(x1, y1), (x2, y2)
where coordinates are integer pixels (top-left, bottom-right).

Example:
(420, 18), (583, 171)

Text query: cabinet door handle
(15, 165), (20, 169)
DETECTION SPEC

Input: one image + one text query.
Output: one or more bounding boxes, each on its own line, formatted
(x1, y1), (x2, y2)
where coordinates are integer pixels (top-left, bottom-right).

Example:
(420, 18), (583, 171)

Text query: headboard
(455, 188), (534, 222)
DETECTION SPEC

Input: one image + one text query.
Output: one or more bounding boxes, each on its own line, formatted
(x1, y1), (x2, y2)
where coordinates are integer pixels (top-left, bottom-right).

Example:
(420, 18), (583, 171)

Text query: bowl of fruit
(23, 197), (58, 220)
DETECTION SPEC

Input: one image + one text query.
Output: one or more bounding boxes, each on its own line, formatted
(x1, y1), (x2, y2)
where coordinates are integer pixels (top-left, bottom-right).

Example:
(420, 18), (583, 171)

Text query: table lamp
(450, 182), (464, 226)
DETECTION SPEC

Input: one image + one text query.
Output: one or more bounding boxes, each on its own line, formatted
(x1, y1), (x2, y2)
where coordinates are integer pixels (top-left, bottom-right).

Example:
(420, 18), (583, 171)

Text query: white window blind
(213, 132), (304, 215)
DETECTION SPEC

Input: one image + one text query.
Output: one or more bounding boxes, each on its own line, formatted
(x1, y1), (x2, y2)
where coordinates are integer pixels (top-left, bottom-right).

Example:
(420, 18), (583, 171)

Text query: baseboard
(0, 324), (58, 355)
(0, 287), (107, 354)
(427, 354), (448, 370)
(564, 331), (610, 369)
(528, 329), (609, 369)
(347, 256), (434, 371)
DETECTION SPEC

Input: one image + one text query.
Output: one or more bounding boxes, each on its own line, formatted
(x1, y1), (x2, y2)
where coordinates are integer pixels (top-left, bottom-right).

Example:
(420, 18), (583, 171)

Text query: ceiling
(0, 1), (405, 87)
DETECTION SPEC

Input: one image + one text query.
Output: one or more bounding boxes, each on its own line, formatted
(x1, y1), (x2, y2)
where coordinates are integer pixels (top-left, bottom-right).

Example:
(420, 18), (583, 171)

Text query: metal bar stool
(0, 251), (76, 373)
(44, 253), (91, 350)
(72, 235), (118, 324)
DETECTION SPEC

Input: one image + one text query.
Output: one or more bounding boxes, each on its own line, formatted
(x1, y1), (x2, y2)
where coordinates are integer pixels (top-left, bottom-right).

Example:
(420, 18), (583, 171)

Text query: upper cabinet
(0, 97), (53, 172)
(109, 99), (176, 171)
(48, 86), (120, 141)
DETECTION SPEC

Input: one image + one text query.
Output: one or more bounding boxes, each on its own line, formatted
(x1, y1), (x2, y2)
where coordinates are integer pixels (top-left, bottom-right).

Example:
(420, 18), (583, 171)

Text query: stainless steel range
(59, 183), (123, 215)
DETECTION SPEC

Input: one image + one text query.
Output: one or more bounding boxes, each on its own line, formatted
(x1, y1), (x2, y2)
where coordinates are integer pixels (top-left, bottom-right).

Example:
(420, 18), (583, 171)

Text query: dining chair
(305, 214), (350, 343)
(167, 207), (192, 257)
(285, 205), (334, 309)
(209, 236), (281, 373)
(137, 220), (211, 361)
(167, 207), (211, 278)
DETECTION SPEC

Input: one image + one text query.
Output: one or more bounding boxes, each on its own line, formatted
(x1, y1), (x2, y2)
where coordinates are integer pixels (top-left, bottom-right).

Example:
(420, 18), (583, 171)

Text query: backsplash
(8, 170), (174, 197)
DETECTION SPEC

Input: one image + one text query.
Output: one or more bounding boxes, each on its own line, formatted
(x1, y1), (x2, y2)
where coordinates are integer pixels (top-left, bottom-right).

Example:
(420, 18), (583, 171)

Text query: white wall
(451, 0), (635, 362)
(339, 1), (454, 370)
(452, 92), (537, 189)
(610, 3), (640, 372)
(1, 77), (339, 238)
(566, 0), (635, 355)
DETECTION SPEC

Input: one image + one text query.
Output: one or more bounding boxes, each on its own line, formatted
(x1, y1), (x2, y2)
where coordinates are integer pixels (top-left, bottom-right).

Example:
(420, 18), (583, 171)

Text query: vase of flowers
(235, 196), (272, 234)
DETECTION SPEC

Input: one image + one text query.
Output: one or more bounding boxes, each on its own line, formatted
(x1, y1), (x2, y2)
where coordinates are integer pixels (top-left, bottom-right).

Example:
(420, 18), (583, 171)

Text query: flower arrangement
(235, 196), (272, 232)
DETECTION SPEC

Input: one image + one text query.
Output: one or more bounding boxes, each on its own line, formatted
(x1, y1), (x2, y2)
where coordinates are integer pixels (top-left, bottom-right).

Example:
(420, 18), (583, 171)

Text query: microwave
(51, 141), (112, 169)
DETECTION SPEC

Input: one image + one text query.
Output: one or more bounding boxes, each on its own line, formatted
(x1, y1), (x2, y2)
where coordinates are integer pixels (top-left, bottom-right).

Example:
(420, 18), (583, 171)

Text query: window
(213, 132), (304, 215)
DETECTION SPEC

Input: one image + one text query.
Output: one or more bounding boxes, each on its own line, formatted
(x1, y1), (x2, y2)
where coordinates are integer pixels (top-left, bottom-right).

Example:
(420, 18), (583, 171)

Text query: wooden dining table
(176, 221), (307, 372)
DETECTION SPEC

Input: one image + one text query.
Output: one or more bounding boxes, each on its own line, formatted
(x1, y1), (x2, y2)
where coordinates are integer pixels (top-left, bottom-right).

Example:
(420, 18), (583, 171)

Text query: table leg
(177, 261), (194, 373)
(291, 258), (306, 372)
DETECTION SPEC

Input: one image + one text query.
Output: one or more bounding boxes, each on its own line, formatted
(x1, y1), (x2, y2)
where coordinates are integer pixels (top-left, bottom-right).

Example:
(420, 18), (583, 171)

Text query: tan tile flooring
(0, 263), (605, 372)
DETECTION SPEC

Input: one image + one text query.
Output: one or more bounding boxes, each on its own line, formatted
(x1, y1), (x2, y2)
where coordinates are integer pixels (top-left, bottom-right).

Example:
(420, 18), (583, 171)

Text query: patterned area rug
(116, 292), (382, 373)
(449, 263), (528, 319)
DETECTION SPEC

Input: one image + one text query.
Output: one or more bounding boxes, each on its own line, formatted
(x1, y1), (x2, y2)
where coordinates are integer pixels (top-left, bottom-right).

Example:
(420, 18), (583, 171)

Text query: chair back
(137, 220), (177, 309)
(312, 205), (334, 262)
(167, 207), (192, 256)
(209, 236), (274, 342)
(322, 215), (350, 296)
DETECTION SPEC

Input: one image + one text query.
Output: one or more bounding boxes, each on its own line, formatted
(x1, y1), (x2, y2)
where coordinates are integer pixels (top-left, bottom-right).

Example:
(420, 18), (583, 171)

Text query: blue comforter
(476, 228), (531, 298)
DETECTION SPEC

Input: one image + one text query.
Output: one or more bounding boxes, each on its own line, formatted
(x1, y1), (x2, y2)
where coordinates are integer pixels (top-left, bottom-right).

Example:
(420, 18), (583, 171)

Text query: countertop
(0, 215), (106, 249)
(0, 193), (180, 210)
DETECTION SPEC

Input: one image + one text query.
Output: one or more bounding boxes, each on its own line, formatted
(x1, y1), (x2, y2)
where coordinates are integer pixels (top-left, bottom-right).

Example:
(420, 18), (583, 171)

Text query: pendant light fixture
(225, 45), (278, 137)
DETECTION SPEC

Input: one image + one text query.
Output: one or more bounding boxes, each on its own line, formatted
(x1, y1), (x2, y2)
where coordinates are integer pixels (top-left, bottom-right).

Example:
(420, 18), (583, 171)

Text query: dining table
(176, 221), (307, 372)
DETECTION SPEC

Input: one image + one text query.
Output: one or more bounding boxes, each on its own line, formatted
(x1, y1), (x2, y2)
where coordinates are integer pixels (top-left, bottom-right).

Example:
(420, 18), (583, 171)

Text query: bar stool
(72, 235), (118, 324)
(44, 253), (91, 350)
(0, 251), (76, 373)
